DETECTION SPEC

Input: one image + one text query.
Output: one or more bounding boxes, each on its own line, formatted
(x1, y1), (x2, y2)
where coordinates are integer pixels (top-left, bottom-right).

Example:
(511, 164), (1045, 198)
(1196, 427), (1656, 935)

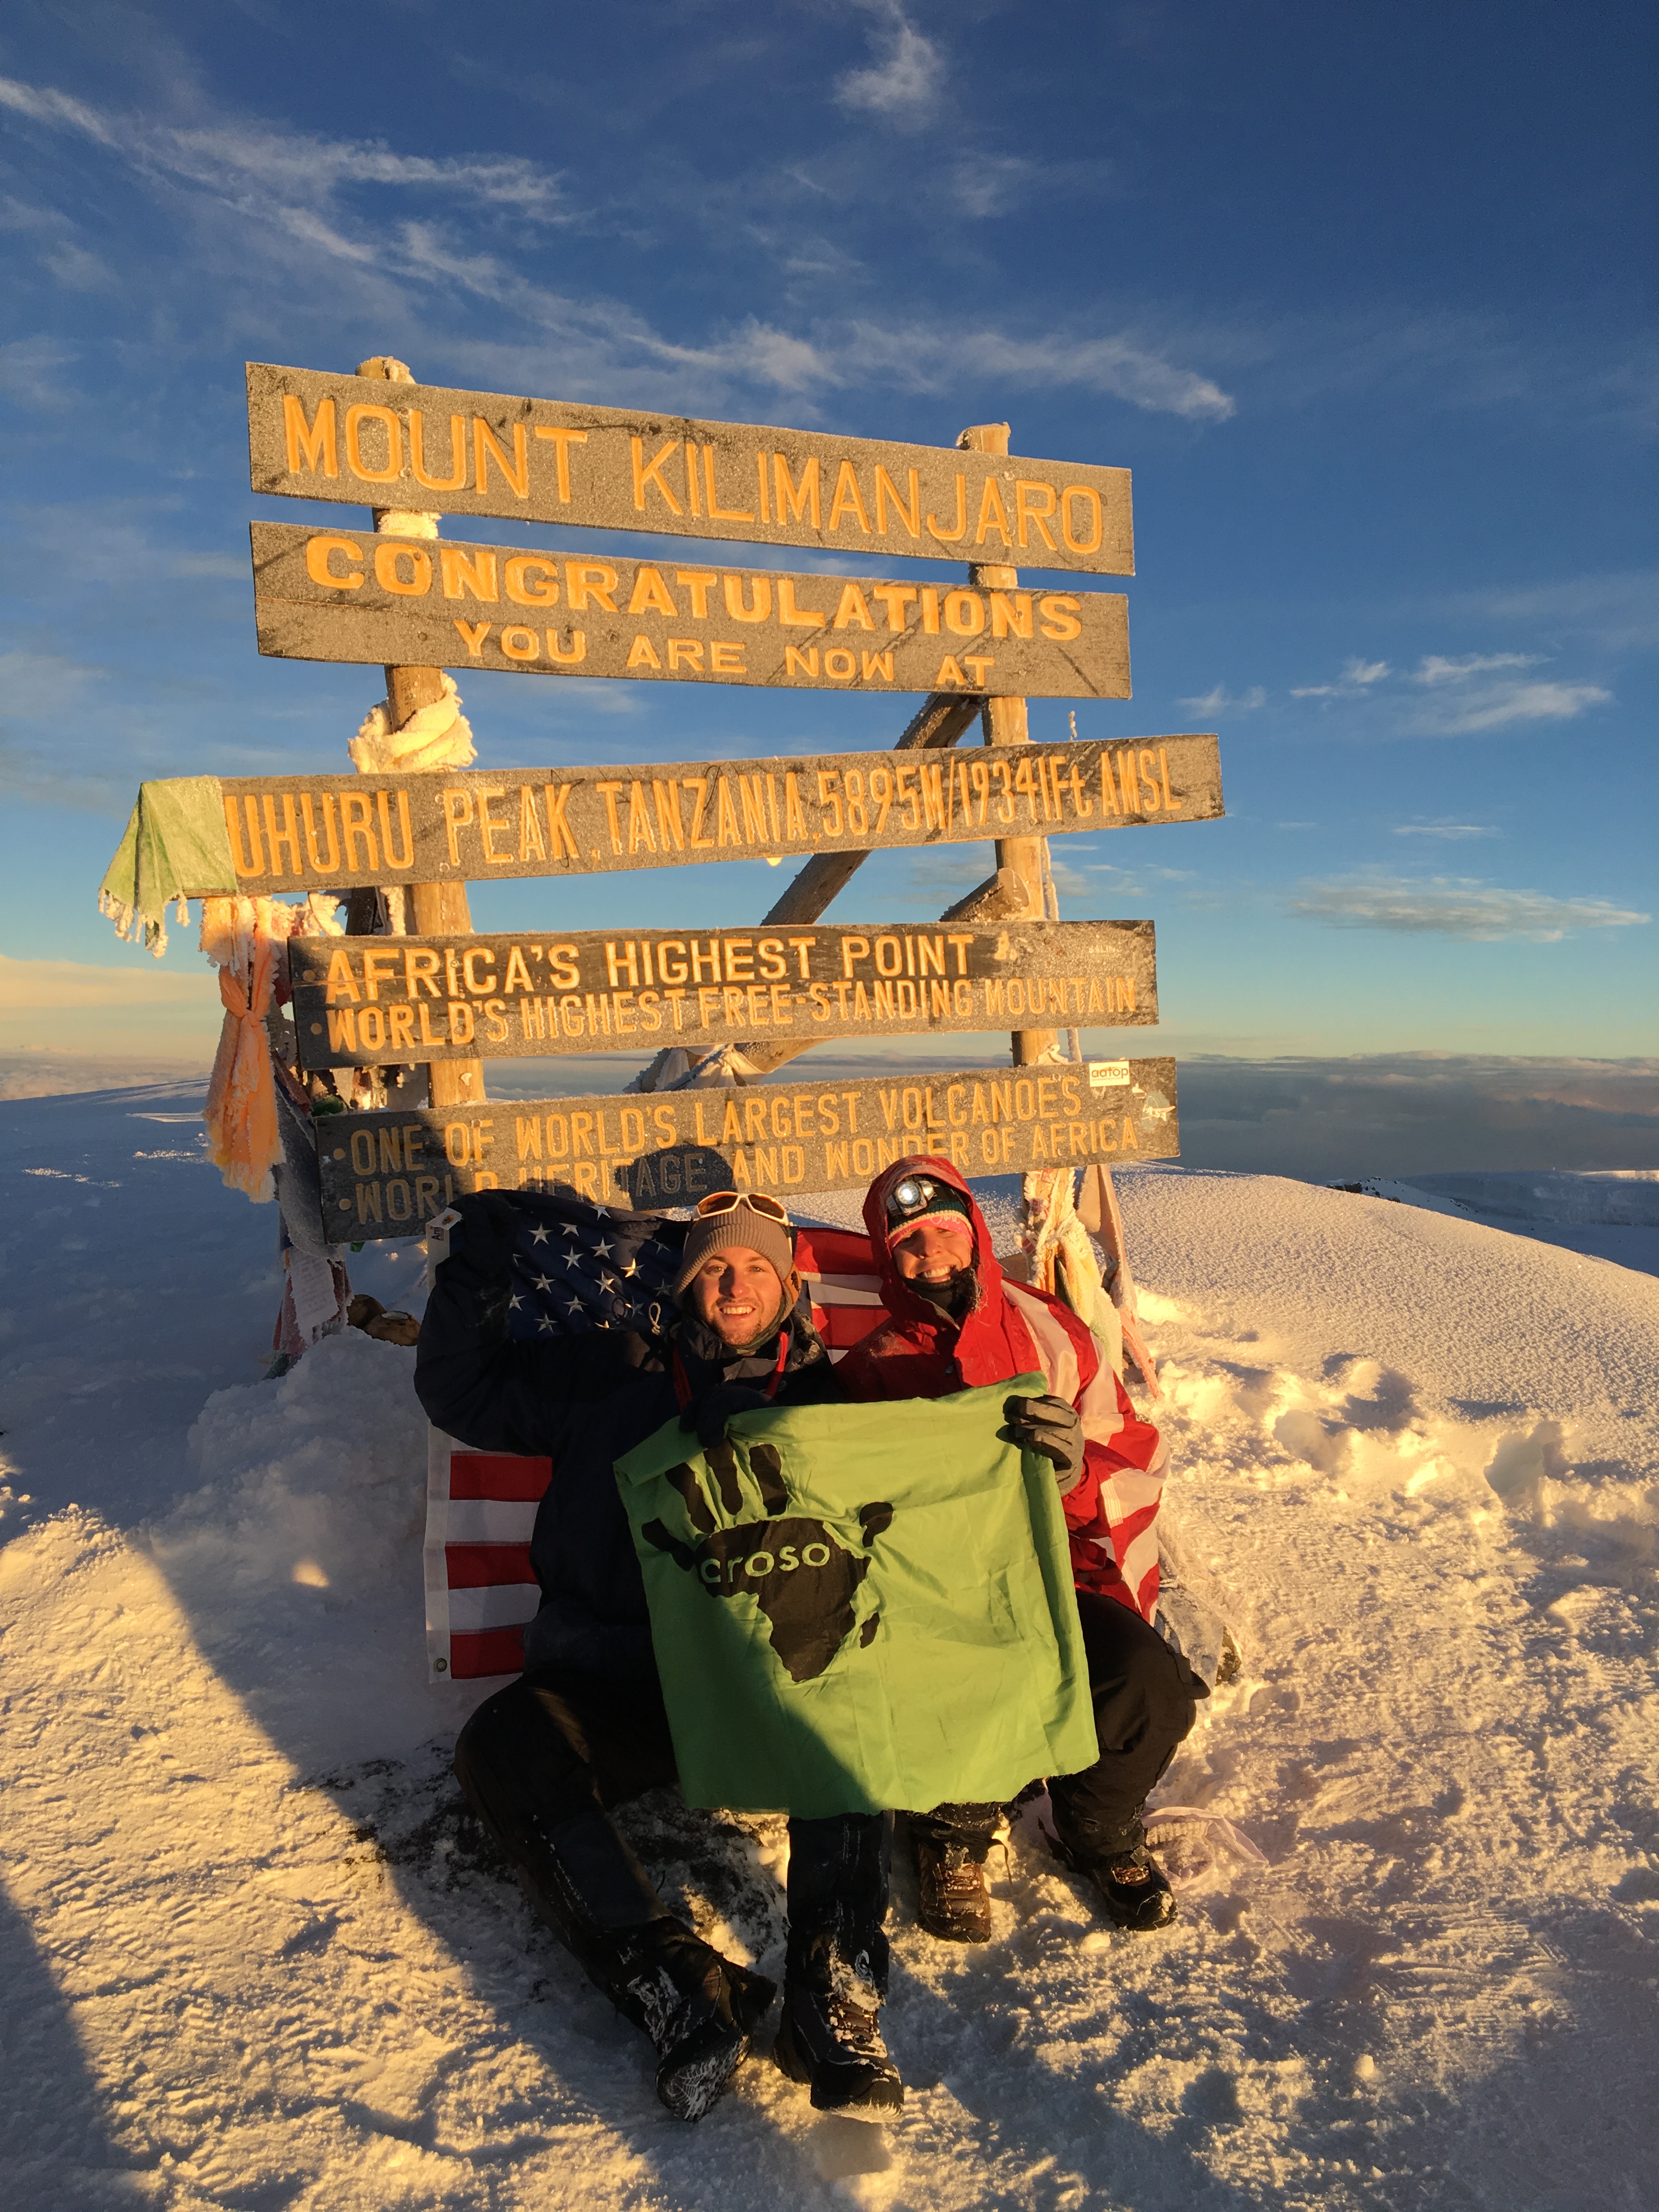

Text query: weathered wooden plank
(247, 363), (1135, 576)
(206, 735), (1222, 894)
(250, 523), (1131, 700)
(316, 1057), (1180, 1235)
(290, 920), (1156, 1070)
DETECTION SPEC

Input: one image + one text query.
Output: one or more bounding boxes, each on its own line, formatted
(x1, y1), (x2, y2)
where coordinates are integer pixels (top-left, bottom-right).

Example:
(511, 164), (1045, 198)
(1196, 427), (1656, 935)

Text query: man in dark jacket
(837, 1158), (1201, 1944)
(416, 1188), (902, 2123)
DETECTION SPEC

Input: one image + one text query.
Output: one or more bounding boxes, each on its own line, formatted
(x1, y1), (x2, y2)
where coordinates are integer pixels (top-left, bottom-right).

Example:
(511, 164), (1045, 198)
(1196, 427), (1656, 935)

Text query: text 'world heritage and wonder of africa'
(318, 1059), (1180, 1236)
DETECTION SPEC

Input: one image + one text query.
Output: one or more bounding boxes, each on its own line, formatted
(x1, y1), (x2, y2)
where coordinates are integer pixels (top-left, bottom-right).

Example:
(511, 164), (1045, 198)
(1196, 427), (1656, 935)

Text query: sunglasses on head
(695, 1190), (792, 1224)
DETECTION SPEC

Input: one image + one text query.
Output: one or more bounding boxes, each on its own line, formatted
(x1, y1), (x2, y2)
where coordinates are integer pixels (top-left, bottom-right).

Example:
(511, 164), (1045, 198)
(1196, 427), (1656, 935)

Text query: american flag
(499, 1188), (687, 1342)
(425, 1189), (890, 1681)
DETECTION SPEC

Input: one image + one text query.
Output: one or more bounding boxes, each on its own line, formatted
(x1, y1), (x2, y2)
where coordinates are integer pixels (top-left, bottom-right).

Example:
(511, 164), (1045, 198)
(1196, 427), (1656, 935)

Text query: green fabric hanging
(614, 1377), (1097, 1818)
(99, 777), (238, 956)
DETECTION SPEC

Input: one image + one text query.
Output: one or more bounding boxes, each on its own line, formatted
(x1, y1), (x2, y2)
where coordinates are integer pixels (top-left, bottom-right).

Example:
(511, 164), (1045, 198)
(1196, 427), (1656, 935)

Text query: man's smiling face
(689, 1246), (785, 1347)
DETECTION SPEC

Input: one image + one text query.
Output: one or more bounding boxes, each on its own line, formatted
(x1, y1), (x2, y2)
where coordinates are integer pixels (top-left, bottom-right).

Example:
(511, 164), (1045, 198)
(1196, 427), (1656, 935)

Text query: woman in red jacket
(837, 1158), (1202, 1941)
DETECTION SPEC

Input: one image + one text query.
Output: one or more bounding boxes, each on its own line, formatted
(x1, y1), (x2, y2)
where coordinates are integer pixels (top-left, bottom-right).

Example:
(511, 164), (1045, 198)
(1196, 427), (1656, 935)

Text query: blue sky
(1, 0), (1654, 1069)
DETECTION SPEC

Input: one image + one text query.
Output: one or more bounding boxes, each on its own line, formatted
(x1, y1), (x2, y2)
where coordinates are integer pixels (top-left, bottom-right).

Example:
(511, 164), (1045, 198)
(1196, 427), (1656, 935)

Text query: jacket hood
(861, 1155), (1006, 1330)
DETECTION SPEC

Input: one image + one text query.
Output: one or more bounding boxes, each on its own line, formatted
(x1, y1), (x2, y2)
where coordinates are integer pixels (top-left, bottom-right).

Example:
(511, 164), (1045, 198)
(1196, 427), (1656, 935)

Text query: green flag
(614, 1377), (1097, 1818)
(98, 777), (237, 956)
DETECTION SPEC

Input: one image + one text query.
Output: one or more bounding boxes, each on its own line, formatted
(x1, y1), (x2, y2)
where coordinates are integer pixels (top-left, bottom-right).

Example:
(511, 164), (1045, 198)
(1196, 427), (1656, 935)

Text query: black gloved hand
(680, 1380), (773, 1452)
(450, 1190), (521, 1282)
(1001, 1393), (1085, 1494)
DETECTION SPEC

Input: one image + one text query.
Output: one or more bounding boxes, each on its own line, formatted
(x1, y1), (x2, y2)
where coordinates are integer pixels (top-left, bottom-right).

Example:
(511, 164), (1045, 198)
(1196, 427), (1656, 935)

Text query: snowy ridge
(1, 1091), (1656, 2207)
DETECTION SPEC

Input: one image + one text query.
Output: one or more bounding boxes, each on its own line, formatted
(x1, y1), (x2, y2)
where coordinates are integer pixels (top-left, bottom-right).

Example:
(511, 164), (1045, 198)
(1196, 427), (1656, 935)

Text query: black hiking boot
(773, 1954), (904, 2113)
(1049, 1814), (1178, 1934)
(912, 1831), (994, 1944)
(607, 1921), (777, 2121)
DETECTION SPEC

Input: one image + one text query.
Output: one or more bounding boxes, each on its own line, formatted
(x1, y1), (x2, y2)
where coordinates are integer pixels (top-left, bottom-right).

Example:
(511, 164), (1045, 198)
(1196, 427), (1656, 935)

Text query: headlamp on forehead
(885, 1174), (971, 1228)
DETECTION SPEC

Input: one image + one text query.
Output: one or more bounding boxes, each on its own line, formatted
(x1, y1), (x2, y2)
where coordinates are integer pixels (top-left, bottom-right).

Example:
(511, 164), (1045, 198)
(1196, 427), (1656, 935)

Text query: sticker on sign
(1087, 1060), (1131, 1089)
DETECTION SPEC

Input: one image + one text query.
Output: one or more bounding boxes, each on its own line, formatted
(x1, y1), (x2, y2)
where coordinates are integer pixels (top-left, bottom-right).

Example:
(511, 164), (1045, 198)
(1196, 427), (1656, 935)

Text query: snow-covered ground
(2, 1082), (1656, 2210)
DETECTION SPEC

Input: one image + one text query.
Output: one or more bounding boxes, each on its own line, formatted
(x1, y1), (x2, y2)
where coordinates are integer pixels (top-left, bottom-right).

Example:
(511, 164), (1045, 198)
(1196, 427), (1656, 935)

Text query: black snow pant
(910, 1588), (1203, 1862)
(453, 1666), (890, 2000)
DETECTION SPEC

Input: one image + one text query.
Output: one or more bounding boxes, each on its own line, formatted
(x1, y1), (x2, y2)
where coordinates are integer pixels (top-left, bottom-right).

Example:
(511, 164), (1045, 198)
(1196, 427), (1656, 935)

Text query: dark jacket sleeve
(414, 1247), (614, 1455)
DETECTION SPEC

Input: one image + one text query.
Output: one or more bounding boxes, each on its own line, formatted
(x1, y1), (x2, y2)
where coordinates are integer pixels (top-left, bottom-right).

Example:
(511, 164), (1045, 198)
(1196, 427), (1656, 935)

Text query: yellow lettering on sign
(566, 563), (618, 613)
(505, 555), (558, 607)
(832, 584), (876, 632)
(973, 477), (1012, 548)
(441, 547), (498, 601)
(374, 541), (431, 595)
(345, 403), (401, 483)
(632, 436), (684, 515)
(723, 574), (771, 622)
(627, 635), (662, 670)
(627, 566), (677, 616)
(532, 425), (588, 500)
(306, 535), (363, 589)
(874, 465), (920, 539)
(1061, 486), (1103, 555)
(702, 445), (754, 522)
(283, 394), (337, 478)
(827, 461), (871, 535)
(1015, 481), (1058, 551)
(410, 410), (468, 493)
(1039, 594), (1082, 641)
(473, 419), (529, 500)
(926, 475), (968, 544)
(778, 578), (826, 629)
(324, 949), (360, 1005)
(773, 454), (821, 528)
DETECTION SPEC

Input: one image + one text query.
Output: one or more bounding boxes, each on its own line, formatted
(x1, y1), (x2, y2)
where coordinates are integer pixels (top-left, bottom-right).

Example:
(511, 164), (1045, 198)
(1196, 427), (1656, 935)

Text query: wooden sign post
(354, 354), (482, 1112)
(963, 420), (1056, 1066)
(100, 356), (1237, 1281)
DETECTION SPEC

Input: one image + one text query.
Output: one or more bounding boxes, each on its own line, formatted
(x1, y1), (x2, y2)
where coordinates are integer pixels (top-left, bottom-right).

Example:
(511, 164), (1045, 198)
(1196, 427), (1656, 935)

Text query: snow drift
(1, 1088), (1656, 2210)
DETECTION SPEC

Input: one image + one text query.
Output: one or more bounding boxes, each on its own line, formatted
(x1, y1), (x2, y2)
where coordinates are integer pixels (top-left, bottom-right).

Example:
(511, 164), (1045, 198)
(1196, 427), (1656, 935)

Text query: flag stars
(537, 1316), (557, 1333)
(529, 1225), (551, 1245)
(592, 1238), (614, 1259)
(532, 1273), (554, 1292)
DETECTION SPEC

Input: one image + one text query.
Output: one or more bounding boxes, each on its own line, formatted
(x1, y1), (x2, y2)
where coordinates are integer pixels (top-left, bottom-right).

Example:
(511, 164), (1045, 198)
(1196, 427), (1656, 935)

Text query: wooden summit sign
(250, 523), (1131, 699)
(290, 919), (1157, 1068)
(211, 735), (1221, 893)
(247, 364), (1134, 575)
(318, 1057), (1180, 1234)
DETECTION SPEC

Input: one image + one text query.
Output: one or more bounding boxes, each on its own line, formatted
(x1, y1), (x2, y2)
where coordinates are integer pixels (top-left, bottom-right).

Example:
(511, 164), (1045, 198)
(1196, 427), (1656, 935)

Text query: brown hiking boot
(912, 1832), (994, 1944)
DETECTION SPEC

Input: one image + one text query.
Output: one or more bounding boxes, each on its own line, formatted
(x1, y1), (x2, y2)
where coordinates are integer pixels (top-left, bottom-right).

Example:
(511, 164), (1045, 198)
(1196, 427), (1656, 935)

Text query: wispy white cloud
(1453, 570), (1659, 654)
(1291, 655), (1390, 698)
(1293, 873), (1648, 942)
(1289, 650), (1612, 735)
(0, 71), (1234, 422)
(835, 4), (945, 119)
(0, 336), (80, 410)
(0, 74), (575, 223)
(1410, 678), (1612, 734)
(1392, 822), (1499, 840)
(1412, 652), (1539, 685)
(1178, 683), (1265, 714)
